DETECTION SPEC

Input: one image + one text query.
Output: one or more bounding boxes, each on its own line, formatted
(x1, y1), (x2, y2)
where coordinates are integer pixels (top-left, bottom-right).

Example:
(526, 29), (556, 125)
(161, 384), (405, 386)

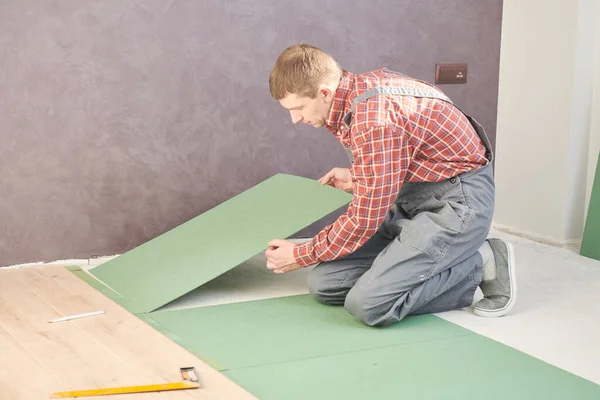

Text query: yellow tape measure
(50, 367), (200, 398)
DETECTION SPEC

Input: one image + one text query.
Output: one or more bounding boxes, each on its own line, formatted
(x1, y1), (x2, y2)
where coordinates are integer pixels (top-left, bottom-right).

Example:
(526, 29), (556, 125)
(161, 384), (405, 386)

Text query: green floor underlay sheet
(69, 173), (600, 399)
(147, 294), (472, 370)
(225, 331), (598, 400)
(581, 152), (600, 261)
(145, 295), (600, 400)
(88, 174), (351, 313)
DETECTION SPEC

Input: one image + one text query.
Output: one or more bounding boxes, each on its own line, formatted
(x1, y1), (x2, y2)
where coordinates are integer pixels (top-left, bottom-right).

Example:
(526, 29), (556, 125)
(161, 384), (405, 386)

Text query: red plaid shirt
(293, 67), (489, 267)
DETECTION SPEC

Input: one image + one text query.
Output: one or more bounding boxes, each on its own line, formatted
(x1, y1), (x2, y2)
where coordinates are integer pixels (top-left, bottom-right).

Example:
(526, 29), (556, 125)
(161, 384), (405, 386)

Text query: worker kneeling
(265, 44), (517, 327)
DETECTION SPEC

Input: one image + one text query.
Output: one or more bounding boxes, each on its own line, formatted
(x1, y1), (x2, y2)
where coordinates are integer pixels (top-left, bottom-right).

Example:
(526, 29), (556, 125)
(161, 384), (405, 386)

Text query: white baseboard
(491, 222), (582, 252)
(3, 255), (120, 270)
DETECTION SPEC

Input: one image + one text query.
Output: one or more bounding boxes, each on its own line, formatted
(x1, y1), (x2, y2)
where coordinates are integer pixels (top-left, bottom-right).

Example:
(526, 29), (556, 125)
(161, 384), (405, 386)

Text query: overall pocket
(394, 178), (471, 261)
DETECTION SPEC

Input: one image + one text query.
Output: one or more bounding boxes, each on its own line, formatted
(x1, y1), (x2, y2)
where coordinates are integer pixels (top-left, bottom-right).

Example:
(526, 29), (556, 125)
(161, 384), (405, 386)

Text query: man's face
(278, 87), (334, 128)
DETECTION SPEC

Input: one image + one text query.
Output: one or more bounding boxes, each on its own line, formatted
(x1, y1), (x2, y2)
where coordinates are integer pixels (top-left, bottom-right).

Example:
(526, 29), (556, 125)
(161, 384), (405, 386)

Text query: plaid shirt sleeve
(293, 124), (409, 266)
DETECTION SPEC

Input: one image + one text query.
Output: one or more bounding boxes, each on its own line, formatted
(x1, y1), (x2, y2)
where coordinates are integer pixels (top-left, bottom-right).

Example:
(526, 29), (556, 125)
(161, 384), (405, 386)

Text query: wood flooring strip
(0, 267), (256, 400)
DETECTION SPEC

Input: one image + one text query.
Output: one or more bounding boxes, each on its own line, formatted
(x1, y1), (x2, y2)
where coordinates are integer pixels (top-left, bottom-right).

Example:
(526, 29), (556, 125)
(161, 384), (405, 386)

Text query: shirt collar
(325, 71), (355, 133)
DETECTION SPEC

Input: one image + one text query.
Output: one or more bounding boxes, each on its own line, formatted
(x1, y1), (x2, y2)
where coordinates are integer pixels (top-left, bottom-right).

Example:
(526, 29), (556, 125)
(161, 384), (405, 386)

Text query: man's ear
(318, 84), (334, 102)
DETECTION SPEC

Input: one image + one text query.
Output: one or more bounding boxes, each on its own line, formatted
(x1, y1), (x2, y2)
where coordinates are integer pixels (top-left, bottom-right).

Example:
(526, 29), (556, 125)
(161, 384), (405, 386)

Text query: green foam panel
(224, 334), (600, 400)
(147, 295), (600, 400)
(148, 294), (472, 371)
(67, 167), (600, 400)
(89, 174), (351, 313)
(581, 153), (600, 261)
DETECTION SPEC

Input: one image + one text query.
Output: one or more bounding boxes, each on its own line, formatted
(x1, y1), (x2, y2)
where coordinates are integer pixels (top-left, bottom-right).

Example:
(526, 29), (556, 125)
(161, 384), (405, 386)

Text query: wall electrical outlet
(435, 63), (467, 84)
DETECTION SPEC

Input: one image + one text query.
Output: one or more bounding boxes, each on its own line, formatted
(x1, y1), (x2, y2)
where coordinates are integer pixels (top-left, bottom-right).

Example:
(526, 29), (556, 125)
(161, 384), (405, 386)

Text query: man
(265, 44), (516, 327)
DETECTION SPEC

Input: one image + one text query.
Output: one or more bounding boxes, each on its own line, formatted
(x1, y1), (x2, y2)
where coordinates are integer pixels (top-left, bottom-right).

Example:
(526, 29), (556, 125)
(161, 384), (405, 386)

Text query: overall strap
(341, 80), (494, 164)
(343, 86), (453, 126)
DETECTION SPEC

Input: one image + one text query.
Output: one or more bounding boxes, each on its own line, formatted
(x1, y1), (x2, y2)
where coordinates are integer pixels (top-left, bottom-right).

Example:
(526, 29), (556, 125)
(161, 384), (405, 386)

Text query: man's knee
(307, 265), (343, 306)
(344, 285), (394, 327)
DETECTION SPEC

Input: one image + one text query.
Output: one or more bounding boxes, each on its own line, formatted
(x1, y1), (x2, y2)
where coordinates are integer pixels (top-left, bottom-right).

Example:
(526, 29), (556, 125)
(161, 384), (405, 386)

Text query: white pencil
(48, 310), (105, 323)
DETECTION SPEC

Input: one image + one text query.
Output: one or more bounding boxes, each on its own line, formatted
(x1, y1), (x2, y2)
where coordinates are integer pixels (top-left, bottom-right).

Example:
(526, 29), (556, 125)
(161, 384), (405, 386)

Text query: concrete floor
(155, 228), (600, 386)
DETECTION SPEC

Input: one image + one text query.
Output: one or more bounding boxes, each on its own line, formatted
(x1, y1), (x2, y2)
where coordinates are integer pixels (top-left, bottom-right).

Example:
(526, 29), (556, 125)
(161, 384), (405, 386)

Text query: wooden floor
(0, 266), (256, 400)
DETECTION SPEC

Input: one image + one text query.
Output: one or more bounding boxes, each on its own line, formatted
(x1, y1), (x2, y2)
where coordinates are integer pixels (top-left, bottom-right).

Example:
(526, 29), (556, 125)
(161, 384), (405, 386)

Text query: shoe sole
(473, 240), (517, 318)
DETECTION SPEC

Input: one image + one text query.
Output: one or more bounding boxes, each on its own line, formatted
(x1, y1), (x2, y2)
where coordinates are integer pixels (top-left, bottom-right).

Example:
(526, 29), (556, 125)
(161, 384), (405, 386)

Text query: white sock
(479, 241), (496, 281)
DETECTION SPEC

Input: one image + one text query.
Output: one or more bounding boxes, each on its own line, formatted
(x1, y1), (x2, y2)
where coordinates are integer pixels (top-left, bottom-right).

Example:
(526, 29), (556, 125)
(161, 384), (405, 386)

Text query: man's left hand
(265, 239), (302, 274)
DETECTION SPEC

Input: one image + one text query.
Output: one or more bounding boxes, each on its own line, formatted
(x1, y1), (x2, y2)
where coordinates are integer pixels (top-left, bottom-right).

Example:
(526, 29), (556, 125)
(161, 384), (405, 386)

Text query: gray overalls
(307, 77), (496, 327)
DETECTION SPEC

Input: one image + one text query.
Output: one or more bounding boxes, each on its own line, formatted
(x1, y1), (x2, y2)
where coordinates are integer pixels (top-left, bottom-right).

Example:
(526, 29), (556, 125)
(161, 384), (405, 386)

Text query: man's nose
(290, 111), (302, 124)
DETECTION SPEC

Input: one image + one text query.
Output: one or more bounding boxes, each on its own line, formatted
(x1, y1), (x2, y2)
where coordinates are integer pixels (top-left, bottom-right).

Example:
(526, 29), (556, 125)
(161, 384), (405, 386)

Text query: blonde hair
(269, 44), (345, 100)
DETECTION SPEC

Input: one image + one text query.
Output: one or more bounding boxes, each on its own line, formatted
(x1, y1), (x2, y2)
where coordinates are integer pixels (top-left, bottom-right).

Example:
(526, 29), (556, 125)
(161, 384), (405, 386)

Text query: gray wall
(0, 0), (503, 266)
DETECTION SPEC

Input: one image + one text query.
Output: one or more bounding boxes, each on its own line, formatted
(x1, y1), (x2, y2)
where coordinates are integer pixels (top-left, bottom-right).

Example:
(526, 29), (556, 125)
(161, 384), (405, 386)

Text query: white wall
(585, 0), (600, 219)
(566, 0), (599, 239)
(494, 0), (600, 245)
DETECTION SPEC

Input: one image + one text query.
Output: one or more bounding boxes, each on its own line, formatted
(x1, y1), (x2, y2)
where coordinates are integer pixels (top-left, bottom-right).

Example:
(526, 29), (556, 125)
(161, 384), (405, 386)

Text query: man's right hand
(318, 168), (353, 193)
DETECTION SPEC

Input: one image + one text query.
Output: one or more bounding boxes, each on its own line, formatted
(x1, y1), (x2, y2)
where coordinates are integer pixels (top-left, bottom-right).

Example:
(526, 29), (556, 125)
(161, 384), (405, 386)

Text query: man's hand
(318, 168), (353, 193)
(265, 239), (302, 274)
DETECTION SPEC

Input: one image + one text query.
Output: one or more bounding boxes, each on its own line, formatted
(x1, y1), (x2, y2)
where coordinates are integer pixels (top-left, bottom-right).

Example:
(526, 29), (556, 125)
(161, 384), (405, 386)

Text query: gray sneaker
(474, 238), (517, 317)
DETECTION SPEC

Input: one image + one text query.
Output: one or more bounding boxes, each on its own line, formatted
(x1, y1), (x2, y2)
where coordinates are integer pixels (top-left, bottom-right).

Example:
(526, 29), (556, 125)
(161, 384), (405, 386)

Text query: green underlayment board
(581, 152), (600, 261)
(67, 268), (600, 400)
(143, 295), (600, 400)
(224, 334), (599, 400)
(148, 295), (472, 370)
(89, 174), (351, 313)
(68, 172), (600, 399)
